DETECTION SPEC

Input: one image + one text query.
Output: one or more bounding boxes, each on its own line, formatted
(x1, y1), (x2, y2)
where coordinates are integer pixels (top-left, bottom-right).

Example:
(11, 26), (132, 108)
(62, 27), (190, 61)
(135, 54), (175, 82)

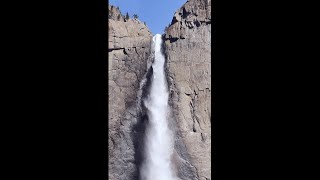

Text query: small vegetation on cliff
(133, 14), (139, 19)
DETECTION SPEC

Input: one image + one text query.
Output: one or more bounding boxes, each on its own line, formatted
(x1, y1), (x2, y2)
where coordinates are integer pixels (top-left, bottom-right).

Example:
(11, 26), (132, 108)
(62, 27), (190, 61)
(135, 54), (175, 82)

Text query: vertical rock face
(108, 1), (212, 179)
(164, 0), (212, 180)
(108, 5), (152, 180)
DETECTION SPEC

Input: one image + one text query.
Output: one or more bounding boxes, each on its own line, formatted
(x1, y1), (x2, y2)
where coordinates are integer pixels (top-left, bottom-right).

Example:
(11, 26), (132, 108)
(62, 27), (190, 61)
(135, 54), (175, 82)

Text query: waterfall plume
(140, 34), (176, 180)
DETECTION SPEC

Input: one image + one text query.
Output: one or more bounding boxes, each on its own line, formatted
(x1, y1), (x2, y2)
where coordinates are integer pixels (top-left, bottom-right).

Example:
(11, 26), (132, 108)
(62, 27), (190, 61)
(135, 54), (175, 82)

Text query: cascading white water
(140, 34), (176, 180)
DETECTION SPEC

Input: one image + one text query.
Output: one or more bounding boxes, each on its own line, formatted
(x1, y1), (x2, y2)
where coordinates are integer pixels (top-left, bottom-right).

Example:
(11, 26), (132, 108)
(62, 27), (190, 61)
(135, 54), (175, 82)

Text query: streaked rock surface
(164, 0), (212, 179)
(108, 5), (152, 180)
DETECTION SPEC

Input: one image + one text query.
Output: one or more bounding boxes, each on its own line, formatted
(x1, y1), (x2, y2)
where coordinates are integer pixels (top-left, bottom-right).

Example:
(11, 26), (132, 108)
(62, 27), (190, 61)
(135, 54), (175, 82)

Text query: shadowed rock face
(108, 5), (153, 180)
(164, 0), (212, 180)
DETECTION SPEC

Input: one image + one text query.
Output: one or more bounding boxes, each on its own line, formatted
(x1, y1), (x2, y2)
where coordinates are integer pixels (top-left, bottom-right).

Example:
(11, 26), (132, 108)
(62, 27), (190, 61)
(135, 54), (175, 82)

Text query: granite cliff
(108, 0), (212, 179)
(164, 0), (212, 179)
(108, 5), (153, 180)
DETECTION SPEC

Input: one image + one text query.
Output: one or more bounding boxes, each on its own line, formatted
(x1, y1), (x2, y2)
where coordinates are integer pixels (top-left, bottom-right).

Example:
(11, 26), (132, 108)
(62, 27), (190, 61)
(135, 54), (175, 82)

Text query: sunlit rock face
(164, 0), (212, 180)
(108, 5), (152, 180)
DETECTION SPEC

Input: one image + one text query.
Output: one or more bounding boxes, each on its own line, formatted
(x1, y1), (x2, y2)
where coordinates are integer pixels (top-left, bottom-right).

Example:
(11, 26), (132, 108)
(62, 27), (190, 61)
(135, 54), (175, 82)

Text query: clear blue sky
(109, 0), (187, 35)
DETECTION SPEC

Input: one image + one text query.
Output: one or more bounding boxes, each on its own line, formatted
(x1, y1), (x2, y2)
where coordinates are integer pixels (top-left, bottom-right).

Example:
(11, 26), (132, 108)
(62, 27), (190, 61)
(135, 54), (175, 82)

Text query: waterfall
(140, 34), (176, 180)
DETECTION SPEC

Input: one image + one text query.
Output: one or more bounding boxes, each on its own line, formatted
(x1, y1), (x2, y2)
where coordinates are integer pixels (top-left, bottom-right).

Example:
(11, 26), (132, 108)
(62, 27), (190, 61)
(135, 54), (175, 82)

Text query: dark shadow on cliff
(130, 64), (153, 180)
(161, 34), (172, 93)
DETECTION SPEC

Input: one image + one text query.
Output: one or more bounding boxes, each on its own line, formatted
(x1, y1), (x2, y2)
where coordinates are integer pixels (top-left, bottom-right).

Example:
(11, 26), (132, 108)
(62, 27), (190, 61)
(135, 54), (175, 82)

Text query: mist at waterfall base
(140, 34), (176, 180)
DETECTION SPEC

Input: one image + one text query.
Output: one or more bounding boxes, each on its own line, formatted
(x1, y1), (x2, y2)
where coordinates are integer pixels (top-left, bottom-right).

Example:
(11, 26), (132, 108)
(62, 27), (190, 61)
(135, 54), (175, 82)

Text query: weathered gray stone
(108, 5), (152, 180)
(108, 0), (212, 179)
(164, 0), (212, 179)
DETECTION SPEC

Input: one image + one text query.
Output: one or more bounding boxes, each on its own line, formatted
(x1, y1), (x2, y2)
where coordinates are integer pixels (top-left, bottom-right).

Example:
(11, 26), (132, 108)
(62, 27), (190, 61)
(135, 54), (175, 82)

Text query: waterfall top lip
(153, 34), (162, 42)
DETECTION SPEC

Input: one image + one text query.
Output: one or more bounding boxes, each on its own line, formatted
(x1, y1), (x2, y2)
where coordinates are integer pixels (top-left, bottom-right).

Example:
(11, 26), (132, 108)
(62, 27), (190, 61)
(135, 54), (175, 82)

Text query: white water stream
(140, 34), (176, 180)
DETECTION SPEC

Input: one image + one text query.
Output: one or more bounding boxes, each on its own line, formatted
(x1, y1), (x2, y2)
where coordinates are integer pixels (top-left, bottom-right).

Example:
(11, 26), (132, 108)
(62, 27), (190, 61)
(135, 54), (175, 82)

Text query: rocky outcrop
(108, 5), (152, 180)
(164, 0), (212, 180)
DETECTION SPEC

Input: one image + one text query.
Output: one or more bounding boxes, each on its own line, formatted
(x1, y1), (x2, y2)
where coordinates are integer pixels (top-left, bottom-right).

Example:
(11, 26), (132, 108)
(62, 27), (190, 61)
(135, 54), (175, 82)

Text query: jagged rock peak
(108, 5), (148, 25)
(108, 5), (152, 50)
(108, 5), (125, 21)
(172, 0), (211, 24)
(165, 0), (211, 40)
